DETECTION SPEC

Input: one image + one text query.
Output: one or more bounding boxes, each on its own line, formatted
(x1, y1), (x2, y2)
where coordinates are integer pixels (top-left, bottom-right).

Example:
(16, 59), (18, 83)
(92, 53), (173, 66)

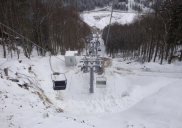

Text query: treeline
(102, 0), (182, 64)
(0, 0), (90, 59)
(60, 0), (112, 11)
(50, 0), (150, 12)
(114, 2), (128, 11)
(58, 0), (150, 12)
(134, 0), (150, 7)
(114, 0), (150, 12)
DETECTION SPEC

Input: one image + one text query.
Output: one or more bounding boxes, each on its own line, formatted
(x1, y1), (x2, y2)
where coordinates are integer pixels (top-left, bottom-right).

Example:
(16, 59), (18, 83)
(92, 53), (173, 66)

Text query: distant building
(64, 51), (78, 66)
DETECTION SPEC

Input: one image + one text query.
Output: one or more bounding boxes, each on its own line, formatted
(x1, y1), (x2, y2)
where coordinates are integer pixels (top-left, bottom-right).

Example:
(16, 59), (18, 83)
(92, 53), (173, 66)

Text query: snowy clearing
(81, 11), (136, 30)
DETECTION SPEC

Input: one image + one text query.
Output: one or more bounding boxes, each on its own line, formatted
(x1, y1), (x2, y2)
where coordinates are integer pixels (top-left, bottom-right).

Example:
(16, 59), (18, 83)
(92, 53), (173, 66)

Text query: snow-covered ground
(80, 0), (154, 30)
(81, 11), (136, 30)
(80, 0), (152, 30)
(1, 37), (182, 128)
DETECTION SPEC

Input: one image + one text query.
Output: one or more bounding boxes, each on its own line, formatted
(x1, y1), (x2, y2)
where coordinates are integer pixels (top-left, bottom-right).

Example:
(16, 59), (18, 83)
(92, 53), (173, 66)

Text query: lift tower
(79, 33), (106, 93)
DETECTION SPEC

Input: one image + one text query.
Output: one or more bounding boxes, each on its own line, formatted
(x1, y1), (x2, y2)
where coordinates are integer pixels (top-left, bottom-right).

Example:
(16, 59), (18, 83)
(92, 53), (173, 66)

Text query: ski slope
(80, 0), (153, 30)
(81, 11), (136, 30)
(1, 37), (182, 128)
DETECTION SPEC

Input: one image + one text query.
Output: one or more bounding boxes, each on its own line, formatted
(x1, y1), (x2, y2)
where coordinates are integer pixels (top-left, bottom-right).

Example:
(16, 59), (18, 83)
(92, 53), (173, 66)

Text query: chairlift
(96, 41), (100, 47)
(51, 72), (67, 90)
(96, 77), (106, 88)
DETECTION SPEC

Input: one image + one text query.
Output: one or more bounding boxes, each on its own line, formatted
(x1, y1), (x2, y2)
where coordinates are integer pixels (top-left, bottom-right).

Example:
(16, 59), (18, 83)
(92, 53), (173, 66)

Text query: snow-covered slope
(1, 37), (182, 128)
(81, 11), (136, 30)
(80, 0), (154, 30)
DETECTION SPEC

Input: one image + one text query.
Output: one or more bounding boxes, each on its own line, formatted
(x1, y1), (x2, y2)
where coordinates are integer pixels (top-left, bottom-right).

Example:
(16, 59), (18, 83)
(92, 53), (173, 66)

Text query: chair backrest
(96, 81), (106, 85)
(54, 81), (66, 87)
(96, 77), (106, 88)
(53, 81), (67, 90)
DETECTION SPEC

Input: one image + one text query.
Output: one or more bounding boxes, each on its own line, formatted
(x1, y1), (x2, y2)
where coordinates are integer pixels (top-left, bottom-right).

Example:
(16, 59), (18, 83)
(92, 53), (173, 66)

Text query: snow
(65, 51), (78, 57)
(52, 73), (66, 81)
(80, 0), (154, 30)
(81, 11), (136, 30)
(1, 37), (182, 128)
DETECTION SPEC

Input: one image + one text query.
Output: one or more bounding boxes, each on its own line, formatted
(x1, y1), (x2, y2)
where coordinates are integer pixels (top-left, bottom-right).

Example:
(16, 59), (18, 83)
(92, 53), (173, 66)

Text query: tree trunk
(168, 45), (174, 64)
(160, 46), (164, 65)
(180, 52), (182, 61)
(0, 25), (6, 58)
(165, 43), (170, 60)
(148, 33), (154, 62)
(154, 33), (160, 62)
(168, 25), (180, 64)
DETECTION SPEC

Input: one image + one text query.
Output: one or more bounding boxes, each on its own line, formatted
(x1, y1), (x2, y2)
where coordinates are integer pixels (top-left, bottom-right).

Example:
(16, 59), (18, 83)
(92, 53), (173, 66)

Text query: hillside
(81, 11), (136, 30)
(1, 36), (182, 127)
(1, 1), (182, 127)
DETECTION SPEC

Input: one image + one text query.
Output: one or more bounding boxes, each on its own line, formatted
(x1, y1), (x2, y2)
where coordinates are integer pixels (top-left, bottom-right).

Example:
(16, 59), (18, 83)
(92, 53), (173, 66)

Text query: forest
(1, 0), (182, 64)
(102, 0), (182, 64)
(60, 0), (112, 11)
(60, 0), (150, 12)
(0, 0), (90, 59)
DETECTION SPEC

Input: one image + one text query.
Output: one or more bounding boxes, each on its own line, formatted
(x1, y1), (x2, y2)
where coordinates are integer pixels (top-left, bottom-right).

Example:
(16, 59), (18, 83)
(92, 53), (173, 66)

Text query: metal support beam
(90, 66), (94, 93)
